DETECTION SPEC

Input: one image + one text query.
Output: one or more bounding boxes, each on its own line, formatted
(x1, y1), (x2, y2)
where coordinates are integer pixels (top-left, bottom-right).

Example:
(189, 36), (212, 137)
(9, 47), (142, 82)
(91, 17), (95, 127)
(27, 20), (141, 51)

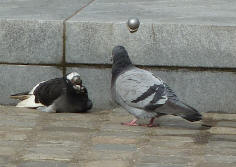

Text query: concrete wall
(1, 0), (236, 113)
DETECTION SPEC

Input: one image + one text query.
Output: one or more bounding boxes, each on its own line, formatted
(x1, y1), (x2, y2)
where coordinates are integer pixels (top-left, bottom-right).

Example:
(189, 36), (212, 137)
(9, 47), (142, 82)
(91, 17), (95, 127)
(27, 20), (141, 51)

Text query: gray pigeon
(111, 46), (202, 127)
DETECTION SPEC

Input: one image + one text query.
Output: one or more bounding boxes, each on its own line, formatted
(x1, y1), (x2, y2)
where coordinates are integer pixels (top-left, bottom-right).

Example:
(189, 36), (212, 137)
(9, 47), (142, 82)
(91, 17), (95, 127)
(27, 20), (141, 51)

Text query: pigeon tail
(177, 101), (202, 122)
(10, 91), (30, 100)
(163, 100), (202, 122)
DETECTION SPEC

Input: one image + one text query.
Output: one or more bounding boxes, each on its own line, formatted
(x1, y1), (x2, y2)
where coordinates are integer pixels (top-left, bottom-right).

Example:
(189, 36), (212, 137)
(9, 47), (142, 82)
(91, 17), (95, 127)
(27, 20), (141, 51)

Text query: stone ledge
(66, 0), (236, 68)
(66, 22), (236, 68)
(0, 65), (62, 105)
(67, 67), (236, 113)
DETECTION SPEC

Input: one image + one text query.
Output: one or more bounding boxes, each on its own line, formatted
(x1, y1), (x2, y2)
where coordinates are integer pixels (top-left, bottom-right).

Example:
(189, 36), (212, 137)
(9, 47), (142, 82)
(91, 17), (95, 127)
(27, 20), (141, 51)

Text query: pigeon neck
(63, 78), (76, 94)
(112, 57), (133, 82)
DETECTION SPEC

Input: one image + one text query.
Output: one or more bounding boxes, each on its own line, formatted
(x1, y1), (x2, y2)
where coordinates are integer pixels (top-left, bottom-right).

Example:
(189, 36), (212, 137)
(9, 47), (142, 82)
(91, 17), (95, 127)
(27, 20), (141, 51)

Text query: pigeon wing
(115, 68), (168, 110)
(34, 78), (66, 106)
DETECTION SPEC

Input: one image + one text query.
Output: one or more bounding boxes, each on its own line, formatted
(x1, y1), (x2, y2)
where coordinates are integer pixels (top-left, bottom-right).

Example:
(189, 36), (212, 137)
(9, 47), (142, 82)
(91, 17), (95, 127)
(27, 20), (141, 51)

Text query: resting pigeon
(111, 46), (202, 127)
(11, 72), (93, 113)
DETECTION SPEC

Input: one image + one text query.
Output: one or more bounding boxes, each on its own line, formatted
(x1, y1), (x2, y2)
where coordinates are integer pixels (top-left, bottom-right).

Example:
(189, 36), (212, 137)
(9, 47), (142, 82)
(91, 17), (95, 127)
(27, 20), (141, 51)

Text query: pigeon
(11, 72), (93, 113)
(111, 46), (202, 127)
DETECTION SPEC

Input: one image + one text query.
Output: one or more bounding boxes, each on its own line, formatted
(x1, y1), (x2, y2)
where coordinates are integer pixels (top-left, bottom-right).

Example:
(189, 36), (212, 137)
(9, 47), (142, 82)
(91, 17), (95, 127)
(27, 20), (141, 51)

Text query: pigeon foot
(121, 119), (138, 126)
(139, 118), (158, 127)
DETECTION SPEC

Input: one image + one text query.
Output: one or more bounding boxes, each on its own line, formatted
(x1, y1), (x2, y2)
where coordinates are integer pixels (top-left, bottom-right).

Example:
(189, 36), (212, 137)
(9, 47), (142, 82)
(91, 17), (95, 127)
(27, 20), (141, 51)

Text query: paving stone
(94, 143), (137, 152)
(33, 130), (88, 143)
(0, 117), (36, 127)
(216, 121), (236, 128)
(81, 160), (130, 167)
(210, 135), (236, 142)
(195, 162), (236, 167)
(0, 147), (17, 156)
(206, 155), (236, 164)
(136, 163), (184, 167)
(22, 144), (75, 161)
(18, 160), (68, 167)
(208, 127), (236, 135)
(79, 151), (134, 161)
(0, 106), (235, 166)
(3, 132), (27, 141)
(203, 113), (236, 121)
(92, 136), (138, 145)
(137, 155), (191, 166)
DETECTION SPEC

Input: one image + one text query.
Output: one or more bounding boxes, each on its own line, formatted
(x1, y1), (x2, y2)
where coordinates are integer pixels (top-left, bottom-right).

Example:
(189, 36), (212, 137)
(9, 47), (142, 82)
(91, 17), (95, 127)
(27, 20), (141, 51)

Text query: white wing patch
(15, 81), (46, 108)
(16, 95), (44, 108)
(29, 81), (46, 94)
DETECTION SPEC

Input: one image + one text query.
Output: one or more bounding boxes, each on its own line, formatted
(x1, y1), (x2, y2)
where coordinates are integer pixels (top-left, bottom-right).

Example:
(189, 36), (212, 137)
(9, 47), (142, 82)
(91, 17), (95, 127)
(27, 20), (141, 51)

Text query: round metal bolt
(127, 18), (140, 33)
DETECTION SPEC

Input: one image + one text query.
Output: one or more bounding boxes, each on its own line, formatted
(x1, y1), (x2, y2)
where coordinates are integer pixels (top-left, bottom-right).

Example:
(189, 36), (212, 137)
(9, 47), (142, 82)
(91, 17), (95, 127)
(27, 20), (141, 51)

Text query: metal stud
(127, 18), (140, 33)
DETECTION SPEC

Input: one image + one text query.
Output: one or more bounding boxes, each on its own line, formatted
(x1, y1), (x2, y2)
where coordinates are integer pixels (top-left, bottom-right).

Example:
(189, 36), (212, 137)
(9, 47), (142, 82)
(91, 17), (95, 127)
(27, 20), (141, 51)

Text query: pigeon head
(65, 72), (83, 92)
(111, 46), (133, 79)
(112, 46), (131, 64)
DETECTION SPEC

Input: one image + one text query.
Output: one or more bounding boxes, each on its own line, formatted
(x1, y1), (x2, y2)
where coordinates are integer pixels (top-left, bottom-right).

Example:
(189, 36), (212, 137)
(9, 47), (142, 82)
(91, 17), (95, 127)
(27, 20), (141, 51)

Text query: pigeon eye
(72, 76), (82, 85)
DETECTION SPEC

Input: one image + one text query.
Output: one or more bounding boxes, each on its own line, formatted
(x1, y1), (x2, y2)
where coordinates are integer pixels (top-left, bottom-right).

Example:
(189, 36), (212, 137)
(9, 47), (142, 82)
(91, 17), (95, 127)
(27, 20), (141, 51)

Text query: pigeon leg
(121, 119), (138, 126)
(42, 104), (56, 113)
(138, 117), (159, 127)
(147, 117), (156, 127)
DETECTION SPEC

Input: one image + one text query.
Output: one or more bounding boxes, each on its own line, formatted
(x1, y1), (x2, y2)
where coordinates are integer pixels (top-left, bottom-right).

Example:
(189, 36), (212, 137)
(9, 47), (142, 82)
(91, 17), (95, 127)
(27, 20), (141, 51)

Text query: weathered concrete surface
(0, 19), (63, 64)
(0, 0), (236, 113)
(0, 0), (93, 20)
(0, 65), (62, 105)
(0, 105), (236, 167)
(0, 0), (92, 64)
(67, 0), (236, 25)
(67, 67), (236, 113)
(66, 0), (236, 67)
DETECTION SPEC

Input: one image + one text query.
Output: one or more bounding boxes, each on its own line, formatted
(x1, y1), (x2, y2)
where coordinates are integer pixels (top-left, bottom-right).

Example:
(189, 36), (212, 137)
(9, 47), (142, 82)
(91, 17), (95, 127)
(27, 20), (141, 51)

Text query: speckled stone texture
(0, 106), (236, 166)
(0, 0), (236, 113)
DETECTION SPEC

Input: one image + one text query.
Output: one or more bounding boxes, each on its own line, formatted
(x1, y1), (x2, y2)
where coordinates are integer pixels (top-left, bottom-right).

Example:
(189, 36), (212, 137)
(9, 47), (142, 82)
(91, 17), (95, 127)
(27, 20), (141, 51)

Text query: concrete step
(0, 0), (236, 112)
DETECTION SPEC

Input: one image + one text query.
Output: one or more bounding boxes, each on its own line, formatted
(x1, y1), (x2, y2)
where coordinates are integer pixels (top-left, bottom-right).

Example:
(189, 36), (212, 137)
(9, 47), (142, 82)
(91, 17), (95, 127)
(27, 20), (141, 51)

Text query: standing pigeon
(111, 46), (202, 127)
(11, 72), (93, 113)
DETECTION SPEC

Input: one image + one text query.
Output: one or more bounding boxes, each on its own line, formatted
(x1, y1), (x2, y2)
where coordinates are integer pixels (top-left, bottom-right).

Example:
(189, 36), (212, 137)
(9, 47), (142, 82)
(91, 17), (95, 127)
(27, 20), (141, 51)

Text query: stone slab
(0, 0), (92, 64)
(0, 65), (62, 105)
(67, 67), (236, 113)
(68, 0), (236, 25)
(66, 0), (236, 68)
(0, 0), (92, 20)
(0, 19), (63, 64)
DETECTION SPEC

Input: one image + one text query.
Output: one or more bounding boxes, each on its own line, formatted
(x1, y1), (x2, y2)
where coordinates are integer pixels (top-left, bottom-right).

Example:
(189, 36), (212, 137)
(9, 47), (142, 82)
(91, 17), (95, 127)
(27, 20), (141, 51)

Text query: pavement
(0, 105), (236, 167)
(0, 0), (236, 112)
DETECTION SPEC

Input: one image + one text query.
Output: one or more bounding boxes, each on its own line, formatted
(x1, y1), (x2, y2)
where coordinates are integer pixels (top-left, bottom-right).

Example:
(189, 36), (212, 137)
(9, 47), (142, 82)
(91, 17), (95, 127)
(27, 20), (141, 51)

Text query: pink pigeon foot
(121, 119), (138, 126)
(139, 118), (158, 127)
